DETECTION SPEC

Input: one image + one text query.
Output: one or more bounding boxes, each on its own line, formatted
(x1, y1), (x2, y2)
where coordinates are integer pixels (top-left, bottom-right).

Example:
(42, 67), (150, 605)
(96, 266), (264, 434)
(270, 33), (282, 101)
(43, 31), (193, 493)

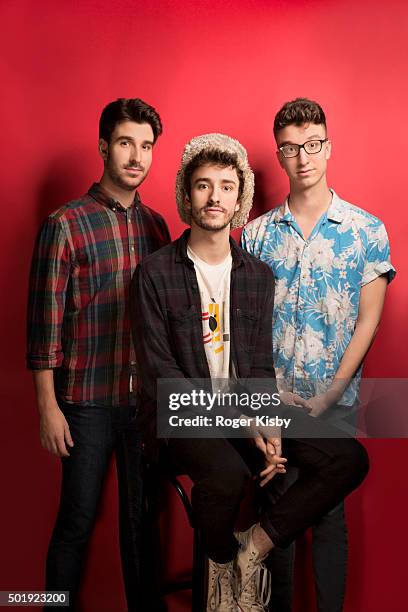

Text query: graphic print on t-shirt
(202, 300), (224, 354)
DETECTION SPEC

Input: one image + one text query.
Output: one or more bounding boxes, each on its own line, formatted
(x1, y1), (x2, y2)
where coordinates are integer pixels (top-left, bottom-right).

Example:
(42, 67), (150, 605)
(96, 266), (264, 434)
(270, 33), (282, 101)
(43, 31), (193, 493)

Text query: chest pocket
(235, 308), (260, 353)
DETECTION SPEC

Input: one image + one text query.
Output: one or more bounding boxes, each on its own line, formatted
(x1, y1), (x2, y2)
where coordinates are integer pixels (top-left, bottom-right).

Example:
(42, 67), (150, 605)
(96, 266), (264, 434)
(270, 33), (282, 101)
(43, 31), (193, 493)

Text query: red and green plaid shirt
(27, 182), (170, 406)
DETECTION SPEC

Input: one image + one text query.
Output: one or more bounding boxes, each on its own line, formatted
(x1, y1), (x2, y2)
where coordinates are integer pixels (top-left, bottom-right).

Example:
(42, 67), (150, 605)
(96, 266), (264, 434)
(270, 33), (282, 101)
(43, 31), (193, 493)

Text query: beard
(190, 206), (235, 232)
(106, 155), (146, 191)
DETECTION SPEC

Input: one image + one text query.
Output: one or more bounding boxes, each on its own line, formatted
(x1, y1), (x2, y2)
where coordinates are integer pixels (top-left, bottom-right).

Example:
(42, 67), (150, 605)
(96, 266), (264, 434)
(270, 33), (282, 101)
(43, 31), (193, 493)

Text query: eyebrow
(114, 135), (154, 145)
(278, 135), (324, 147)
(193, 177), (237, 185)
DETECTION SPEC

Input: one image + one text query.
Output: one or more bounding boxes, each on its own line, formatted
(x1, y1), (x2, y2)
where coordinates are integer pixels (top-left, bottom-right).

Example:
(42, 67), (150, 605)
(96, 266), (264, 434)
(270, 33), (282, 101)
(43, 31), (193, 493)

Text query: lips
(125, 166), (143, 173)
(204, 207), (225, 213)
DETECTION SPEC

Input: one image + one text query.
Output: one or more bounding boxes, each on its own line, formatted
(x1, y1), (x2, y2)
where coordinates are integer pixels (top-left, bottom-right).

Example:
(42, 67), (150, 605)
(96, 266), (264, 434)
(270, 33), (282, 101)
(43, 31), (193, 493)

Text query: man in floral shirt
(241, 98), (395, 612)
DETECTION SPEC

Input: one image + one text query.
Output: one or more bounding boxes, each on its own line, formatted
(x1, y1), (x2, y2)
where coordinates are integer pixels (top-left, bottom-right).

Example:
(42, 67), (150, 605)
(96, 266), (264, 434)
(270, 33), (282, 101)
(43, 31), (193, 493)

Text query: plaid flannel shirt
(27, 182), (170, 406)
(131, 229), (276, 439)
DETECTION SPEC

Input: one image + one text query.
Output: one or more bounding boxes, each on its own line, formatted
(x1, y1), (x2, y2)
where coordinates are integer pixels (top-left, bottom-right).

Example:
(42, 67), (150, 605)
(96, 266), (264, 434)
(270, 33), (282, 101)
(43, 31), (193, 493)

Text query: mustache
(124, 163), (145, 171)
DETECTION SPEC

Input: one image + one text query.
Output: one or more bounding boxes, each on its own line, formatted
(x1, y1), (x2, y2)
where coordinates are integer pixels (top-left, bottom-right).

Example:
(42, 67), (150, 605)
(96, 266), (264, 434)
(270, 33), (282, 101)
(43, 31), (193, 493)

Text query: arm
(27, 217), (73, 455)
(307, 275), (389, 416)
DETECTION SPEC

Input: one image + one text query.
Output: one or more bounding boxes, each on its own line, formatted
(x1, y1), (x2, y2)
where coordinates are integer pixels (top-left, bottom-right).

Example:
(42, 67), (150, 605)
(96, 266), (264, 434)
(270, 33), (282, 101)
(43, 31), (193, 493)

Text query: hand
(258, 437), (287, 486)
(246, 418), (281, 457)
(305, 393), (332, 418)
(39, 402), (74, 457)
(279, 391), (311, 412)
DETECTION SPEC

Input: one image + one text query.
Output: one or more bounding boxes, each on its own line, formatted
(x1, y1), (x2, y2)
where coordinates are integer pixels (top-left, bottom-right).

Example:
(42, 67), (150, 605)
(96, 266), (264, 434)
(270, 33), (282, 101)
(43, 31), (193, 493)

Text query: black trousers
(167, 427), (368, 564)
(45, 401), (142, 611)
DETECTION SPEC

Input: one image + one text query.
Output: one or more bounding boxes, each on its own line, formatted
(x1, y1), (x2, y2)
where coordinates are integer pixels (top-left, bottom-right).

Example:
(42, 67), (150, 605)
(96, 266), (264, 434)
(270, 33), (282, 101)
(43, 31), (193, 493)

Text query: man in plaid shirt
(131, 133), (369, 612)
(27, 98), (170, 610)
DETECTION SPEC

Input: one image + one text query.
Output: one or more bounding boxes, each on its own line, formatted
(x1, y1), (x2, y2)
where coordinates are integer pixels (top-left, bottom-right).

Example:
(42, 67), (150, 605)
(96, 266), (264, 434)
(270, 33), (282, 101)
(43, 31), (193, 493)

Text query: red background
(1, 0), (407, 610)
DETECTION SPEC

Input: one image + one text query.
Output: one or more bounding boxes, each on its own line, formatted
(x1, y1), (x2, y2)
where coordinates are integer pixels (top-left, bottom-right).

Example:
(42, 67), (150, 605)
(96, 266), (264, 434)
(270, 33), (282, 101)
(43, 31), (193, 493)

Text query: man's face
(275, 123), (331, 190)
(186, 163), (241, 232)
(99, 120), (154, 191)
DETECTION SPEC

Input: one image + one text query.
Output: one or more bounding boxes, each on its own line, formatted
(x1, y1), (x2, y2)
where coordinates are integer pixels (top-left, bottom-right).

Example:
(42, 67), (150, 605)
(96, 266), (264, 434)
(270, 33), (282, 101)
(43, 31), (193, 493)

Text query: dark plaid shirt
(131, 229), (276, 436)
(27, 182), (170, 406)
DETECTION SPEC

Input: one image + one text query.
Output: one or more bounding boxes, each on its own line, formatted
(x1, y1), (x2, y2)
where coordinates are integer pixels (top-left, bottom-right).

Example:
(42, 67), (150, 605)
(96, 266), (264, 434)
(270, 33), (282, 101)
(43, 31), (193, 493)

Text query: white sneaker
(235, 525), (271, 612)
(206, 557), (238, 611)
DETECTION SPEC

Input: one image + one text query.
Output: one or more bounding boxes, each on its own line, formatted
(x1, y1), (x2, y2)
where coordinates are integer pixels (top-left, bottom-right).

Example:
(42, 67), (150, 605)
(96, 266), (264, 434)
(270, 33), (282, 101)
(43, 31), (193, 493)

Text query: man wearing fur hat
(130, 133), (369, 611)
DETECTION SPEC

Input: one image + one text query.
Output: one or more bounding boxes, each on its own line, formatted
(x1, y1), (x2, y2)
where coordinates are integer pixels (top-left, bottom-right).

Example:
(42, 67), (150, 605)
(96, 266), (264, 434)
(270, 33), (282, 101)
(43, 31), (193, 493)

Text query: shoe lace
(209, 564), (235, 610)
(239, 552), (271, 609)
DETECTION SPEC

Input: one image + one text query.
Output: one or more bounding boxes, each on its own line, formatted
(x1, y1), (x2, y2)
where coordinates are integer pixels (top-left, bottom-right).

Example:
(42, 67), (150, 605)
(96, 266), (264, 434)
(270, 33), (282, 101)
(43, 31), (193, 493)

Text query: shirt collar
(274, 189), (345, 224)
(175, 229), (244, 269)
(88, 182), (140, 211)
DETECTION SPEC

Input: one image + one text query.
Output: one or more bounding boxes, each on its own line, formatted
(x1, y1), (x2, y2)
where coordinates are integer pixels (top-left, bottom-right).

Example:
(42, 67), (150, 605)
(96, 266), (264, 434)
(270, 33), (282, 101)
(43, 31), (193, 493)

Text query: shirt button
(297, 335), (302, 341)
(128, 218), (131, 223)
(112, 207), (116, 212)
(130, 361), (136, 366)
(130, 246), (135, 252)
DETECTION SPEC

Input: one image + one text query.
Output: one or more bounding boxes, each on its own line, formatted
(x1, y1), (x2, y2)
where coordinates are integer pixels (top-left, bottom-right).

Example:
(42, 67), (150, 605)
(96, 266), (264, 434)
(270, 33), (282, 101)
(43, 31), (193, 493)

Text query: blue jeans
(45, 401), (142, 611)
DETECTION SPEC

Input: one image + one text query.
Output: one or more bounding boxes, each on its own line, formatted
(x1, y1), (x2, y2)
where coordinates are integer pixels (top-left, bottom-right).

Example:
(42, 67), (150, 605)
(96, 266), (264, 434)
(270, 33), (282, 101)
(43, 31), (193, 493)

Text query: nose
(209, 187), (221, 203)
(297, 147), (309, 164)
(129, 145), (142, 164)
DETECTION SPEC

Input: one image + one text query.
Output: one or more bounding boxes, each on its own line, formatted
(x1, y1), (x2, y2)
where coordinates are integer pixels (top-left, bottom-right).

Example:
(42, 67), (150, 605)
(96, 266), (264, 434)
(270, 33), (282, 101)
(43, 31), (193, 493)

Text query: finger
(260, 468), (286, 486)
(64, 423), (74, 448)
(269, 437), (282, 456)
(55, 435), (70, 458)
(266, 440), (276, 457)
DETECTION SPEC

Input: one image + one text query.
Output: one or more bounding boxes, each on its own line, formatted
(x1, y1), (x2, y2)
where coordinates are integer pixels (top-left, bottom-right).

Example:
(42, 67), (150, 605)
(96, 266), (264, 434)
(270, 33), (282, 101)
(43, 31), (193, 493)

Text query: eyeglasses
(278, 139), (328, 158)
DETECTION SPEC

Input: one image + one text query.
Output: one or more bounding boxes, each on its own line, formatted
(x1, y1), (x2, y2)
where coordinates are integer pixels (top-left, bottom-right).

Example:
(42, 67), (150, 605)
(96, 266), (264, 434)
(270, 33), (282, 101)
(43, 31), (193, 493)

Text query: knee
(335, 439), (370, 486)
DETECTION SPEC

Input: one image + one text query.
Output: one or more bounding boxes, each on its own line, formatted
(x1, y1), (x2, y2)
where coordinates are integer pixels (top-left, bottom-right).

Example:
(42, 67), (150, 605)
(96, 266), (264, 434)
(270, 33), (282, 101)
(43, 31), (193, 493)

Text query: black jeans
(266, 404), (358, 612)
(45, 401), (142, 611)
(166, 429), (368, 564)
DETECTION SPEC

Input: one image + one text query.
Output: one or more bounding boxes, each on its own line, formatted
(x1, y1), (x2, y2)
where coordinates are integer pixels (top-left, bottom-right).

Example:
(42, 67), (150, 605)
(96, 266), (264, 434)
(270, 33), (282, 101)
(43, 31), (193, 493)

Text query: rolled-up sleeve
(361, 221), (396, 286)
(26, 217), (72, 369)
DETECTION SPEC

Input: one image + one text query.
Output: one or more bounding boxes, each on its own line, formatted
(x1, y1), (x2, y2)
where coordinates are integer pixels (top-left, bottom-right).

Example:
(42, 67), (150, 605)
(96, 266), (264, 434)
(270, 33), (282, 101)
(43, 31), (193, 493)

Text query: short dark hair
(99, 98), (163, 144)
(183, 149), (244, 199)
(273, 98), (326, 138)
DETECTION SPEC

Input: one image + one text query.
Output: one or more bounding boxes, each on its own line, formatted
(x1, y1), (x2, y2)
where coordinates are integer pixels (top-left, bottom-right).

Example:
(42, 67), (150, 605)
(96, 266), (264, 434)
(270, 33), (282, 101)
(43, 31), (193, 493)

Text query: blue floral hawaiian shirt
(241, 190), (396, 405)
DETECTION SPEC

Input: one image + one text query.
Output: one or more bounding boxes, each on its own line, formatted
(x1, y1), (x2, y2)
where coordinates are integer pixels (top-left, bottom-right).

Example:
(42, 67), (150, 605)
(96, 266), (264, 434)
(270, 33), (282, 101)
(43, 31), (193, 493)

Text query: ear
(98, 138), (109, 161)
(234, 198), (241, 212)
(325, 139), (332, 160)
(184, 194), (191, 211)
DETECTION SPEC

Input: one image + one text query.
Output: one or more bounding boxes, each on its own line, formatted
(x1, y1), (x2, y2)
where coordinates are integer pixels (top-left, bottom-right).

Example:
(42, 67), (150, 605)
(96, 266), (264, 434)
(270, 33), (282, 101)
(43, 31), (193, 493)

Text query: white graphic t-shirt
(187, 246), (232, 381)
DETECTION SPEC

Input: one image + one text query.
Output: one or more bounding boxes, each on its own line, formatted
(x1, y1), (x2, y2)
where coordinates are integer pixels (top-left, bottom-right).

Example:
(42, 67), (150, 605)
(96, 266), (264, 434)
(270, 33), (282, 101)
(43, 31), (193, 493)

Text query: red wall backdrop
(1, 1), (407, 610)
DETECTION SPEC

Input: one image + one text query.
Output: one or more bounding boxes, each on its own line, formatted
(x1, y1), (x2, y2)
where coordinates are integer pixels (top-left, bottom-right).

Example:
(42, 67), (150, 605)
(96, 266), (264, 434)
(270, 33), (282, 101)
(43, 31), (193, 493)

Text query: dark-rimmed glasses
(279, 139), (328, 158)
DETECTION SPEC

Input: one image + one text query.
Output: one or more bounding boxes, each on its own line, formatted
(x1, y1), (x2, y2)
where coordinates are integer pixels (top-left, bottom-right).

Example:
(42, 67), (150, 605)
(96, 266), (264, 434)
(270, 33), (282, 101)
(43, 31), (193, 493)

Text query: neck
(99, 173), (136, 209)
(288, 178), (332, 219)
(188, 224), (231, 264)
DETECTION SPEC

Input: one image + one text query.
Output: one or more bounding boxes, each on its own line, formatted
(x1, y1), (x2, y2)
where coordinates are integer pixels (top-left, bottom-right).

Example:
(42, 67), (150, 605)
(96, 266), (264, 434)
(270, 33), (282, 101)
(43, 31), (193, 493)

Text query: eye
(120, 140), (129, 147)
(142, 144), (152, 151)
(197, 183), (208, 190)
(223, 185), (233, 191)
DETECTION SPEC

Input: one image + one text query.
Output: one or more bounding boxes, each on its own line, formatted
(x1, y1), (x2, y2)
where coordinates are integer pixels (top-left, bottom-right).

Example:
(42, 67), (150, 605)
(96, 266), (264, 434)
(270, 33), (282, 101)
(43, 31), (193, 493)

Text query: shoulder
(237, 246), (275, 279)
(45, 193), (96, 225)
(138, 240), (177, 272)
(139, 200), (168, 228)
(335, 195), (386, 230)
(243, 206), (281, 237)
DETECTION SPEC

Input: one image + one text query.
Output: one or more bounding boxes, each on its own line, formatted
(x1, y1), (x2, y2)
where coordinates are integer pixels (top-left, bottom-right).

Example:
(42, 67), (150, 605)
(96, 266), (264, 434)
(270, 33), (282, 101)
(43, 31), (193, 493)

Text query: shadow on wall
(35, 148), (96, 225)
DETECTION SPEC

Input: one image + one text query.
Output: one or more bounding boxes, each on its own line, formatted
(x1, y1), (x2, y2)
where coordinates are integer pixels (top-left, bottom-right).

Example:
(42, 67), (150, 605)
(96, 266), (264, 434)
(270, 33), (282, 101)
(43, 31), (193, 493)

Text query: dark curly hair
(183, 149), (244, 200)
(273, 98), (326, 137)
(99, 98), (163, 144)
